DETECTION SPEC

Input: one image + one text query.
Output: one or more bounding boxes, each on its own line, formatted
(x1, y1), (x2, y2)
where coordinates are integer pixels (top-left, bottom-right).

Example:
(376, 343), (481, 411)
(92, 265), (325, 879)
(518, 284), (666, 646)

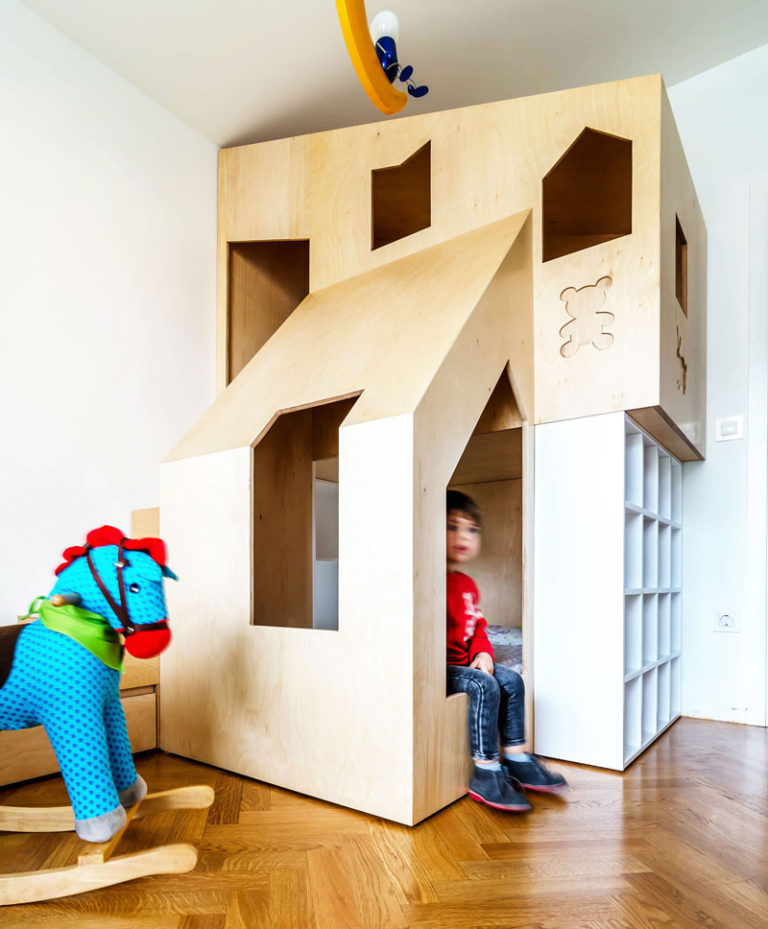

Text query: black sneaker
(502, 755), (568, 792)
(467, 766), (531, 812)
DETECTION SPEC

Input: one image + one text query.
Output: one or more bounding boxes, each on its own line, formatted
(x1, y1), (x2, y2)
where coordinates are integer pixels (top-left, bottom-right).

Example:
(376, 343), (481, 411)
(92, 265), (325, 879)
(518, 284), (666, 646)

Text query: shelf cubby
(671, 460), (682, 525)
(625, 594), (642, 675)
(643, 518), (658, 588)
(658, 593), (671, 659)
(671, 527), (682, 588)
(671, 592), (682, 653)
(670, 656), (682, 716)
(642, 594), (658, 666)
(625, 432), (644, 508)
(624, 676), (642, 758)
(658, 454), (672, 520)
(642, 668), (658, 741)
(657, 661), (671, 725)
(658, 523), (671, 589)
(625, 512), (643, 590)
(643, 443), (659, 514)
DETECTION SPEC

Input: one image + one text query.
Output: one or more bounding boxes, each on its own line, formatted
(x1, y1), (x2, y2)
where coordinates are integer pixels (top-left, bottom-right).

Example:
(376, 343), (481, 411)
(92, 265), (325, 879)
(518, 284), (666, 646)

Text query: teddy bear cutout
(559, 275), (614, 358)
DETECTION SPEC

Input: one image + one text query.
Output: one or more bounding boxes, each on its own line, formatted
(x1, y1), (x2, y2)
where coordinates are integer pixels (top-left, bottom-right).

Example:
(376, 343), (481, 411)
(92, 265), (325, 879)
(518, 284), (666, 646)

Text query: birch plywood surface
(410, 217), (533, 820)
(300, 77), (660, 291)
(161, 421), (418, 823)
(161, 213), (531, 824)
(168, 211), (530, 462)
(658, 90), (707, 456)
(450, 480), (523, 631)
(217, 75), (704, 455)
(216, 136), (310, 393)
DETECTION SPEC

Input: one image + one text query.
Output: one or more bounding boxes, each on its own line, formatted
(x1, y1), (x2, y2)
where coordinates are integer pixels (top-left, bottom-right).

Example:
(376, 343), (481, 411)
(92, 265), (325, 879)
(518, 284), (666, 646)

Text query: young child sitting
(446, 490), (567, 811)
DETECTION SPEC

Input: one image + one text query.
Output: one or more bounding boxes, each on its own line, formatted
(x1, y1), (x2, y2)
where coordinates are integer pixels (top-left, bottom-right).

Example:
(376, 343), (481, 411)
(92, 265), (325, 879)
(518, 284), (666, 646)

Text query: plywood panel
(217, 136), (310, 393)
(542, 128), (632, 262)
(121, 654), (160, 690)
(160, 425), (417, 823)
(627, 406), (702, 462)
(314, 457), (339, 482)
(473, 369), (523, 434)
(169, 213), (530, 463)
(534, 83), (663, 427)
(215, 76), (703, 447)
(216, 77), (679, 434)
(410, 214), (533, 821)
(658, 88), (707, 457)
(450, 480), (523, 629)
(0, 693), (157, 787)
(252, 409), (313, 628)
(161, 215), (531, 825)
(311, 396), (359, 460)
(449, 430), (522, 485)
(372, 141), (431, 249)
(173, 76), (705, 820)
(228, 240), (310, 384)
(219, 137), (310, 243)
(131, 507), (159, 538)
(302, 78), (659, 292)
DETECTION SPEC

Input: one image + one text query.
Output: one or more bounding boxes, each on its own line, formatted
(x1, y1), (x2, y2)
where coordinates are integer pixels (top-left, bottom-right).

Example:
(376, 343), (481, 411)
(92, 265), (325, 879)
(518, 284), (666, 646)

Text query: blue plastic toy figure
(0, 526), (177, 842)
(370, 10), (429, 98)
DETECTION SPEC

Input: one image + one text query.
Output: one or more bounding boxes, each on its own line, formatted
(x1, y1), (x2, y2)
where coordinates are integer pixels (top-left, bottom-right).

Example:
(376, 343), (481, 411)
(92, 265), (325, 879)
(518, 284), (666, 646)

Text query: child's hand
(470, 652), (494, 674)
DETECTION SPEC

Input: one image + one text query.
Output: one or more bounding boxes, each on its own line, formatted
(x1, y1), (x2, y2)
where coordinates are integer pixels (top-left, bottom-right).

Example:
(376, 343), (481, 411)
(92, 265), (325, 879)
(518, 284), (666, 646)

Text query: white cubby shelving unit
(533, 411), (682, 770)
(622, 417), (682, 764)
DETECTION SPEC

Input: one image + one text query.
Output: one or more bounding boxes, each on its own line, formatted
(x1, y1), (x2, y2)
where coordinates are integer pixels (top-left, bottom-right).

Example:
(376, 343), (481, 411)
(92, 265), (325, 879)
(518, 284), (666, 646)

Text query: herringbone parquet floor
(1, 717), (767, 928)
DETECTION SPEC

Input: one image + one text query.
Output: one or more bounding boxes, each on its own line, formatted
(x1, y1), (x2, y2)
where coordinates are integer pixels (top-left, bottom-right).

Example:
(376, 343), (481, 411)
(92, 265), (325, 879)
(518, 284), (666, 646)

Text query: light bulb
(369, 10), (400, 43)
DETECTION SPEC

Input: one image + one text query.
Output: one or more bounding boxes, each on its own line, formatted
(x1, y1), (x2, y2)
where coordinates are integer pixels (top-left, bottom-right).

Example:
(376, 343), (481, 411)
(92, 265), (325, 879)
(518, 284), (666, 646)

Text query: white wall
(0, 0), (217, 618)
(668, 43), (768, 724)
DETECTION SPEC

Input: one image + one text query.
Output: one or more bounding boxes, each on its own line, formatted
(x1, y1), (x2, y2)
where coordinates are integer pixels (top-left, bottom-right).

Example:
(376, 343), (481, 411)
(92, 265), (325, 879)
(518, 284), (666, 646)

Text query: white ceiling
(21, 0), (768, 147)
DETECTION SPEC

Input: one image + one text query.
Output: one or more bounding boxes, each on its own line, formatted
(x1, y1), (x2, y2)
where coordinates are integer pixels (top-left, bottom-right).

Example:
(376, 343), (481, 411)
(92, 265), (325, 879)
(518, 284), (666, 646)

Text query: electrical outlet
(714, 612), (739, 632)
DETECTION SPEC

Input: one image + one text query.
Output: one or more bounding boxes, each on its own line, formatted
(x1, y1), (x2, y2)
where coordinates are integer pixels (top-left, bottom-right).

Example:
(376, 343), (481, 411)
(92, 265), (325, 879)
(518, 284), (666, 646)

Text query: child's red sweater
(446, 571), (494, 666)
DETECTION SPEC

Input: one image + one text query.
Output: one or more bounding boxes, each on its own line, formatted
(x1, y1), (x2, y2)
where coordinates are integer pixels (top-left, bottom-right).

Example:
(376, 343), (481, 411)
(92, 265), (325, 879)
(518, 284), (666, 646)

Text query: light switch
(715, 416), (744, 442)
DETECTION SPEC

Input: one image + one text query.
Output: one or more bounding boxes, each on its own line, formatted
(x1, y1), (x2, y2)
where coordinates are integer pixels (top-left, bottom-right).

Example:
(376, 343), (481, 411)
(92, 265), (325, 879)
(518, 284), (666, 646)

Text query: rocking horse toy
(0, 526), (214, 905)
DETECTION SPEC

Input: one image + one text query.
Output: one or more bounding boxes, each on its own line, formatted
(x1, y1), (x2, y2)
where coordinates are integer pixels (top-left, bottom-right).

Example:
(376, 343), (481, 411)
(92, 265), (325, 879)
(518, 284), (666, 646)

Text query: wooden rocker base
(0, 784), (215, 906)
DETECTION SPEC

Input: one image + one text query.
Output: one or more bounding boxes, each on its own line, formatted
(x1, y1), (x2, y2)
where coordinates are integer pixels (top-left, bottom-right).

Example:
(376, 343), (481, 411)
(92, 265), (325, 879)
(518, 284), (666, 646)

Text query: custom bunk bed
(159, 75), (705, 825)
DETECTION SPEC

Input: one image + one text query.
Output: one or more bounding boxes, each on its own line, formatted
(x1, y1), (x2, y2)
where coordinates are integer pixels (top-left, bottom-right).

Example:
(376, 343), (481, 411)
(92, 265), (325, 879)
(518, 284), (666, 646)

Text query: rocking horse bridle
(85, 541), (168, 638)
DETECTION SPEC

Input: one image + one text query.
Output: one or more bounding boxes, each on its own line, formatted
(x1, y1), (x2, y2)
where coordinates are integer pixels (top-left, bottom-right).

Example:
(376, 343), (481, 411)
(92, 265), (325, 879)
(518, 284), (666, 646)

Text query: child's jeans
(446, 663), (525, 761)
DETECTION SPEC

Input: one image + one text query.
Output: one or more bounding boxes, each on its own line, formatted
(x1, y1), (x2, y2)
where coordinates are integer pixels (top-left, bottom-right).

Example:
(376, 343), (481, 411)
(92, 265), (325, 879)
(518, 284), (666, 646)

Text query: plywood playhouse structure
(159, 75), (706, 825)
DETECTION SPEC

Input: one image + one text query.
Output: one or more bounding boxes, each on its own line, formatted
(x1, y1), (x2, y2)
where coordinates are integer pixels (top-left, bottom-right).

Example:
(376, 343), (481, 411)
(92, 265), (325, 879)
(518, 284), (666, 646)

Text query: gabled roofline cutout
(372, 141), (431, 250)
(542, 127), (632, 262)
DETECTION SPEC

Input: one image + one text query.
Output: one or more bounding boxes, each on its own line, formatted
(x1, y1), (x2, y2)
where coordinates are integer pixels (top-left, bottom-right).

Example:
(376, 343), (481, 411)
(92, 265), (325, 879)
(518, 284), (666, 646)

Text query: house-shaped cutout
(372, 141), (431, 249)
(542, 128), (632, 262)
(160, 76), (706, 824)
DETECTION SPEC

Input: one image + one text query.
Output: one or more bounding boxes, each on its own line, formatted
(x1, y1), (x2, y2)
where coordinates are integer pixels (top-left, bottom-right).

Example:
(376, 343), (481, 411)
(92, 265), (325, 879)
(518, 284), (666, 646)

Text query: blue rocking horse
(0, 526), (214, 905)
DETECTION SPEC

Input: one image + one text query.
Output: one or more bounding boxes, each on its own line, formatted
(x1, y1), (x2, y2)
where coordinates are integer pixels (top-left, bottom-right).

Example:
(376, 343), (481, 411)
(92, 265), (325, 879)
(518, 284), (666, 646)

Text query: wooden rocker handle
(0, 784), (215, 833)
(50, 593), (81, 607)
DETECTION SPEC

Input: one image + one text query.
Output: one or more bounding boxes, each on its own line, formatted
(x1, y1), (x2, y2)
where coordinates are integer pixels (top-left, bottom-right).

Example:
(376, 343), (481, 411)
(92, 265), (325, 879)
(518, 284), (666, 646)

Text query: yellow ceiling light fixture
(336, 3), (429, 114)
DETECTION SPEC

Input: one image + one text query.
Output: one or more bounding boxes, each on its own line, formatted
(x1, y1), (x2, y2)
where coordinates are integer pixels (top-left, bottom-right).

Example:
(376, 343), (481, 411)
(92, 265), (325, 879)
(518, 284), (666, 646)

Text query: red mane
(54, 525), (170, 576)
